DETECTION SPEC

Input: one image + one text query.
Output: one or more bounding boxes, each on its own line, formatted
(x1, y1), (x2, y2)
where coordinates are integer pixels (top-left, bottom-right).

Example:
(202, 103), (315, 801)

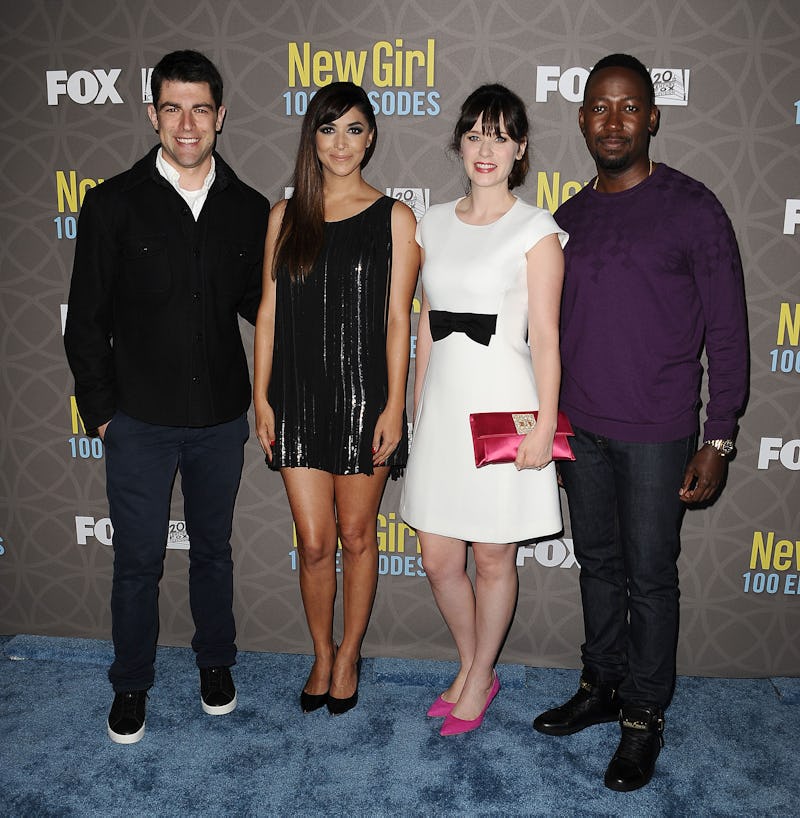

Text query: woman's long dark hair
(273, 82), (377, 281)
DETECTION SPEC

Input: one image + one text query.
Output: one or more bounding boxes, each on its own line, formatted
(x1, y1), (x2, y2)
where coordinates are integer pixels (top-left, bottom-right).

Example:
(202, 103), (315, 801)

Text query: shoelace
(617, 725), (664, 761)
(203, 668), (227, 694)
(119, 691), (145, 717)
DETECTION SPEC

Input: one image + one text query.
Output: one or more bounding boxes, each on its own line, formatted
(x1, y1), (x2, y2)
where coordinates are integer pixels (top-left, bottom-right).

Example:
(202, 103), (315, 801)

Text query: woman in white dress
(400, 85), (567, 735)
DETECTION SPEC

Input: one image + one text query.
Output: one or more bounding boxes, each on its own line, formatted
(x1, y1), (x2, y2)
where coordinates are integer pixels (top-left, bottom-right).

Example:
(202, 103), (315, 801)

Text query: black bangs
(450, 84), (530, 189)
(475, 99), (505, 137)
(451, 84), (529, 151)
(310, 82), (376, 131)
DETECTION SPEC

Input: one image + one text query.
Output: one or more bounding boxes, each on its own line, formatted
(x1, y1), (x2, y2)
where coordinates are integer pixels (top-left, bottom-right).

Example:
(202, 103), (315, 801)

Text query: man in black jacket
(64, 50), (269, 744)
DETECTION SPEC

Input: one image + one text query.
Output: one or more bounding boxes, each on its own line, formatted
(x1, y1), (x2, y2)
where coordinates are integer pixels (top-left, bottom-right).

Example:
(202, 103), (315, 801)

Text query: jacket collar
(122, 144), (238, 194)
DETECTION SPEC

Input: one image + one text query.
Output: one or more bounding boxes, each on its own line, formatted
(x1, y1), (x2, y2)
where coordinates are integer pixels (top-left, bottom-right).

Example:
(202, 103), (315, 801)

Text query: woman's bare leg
(328, 467), (390, 698)
(450, 541), (518, 720)
(419, 531), (475, 703)
(281, 468), (338, 696)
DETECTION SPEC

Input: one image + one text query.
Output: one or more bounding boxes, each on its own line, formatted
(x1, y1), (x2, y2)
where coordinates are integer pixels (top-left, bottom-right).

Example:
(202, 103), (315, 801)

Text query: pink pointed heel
(440, 672), (500, 736)
(427, 694), (457, 718)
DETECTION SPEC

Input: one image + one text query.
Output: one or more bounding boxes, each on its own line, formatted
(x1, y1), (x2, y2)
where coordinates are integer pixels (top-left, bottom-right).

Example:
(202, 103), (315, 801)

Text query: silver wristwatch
(703, 438), (735, 457)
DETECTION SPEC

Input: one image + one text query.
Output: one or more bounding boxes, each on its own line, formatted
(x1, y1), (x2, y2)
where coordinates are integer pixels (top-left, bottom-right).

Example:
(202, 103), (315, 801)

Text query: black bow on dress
(428, 310), (497, 346)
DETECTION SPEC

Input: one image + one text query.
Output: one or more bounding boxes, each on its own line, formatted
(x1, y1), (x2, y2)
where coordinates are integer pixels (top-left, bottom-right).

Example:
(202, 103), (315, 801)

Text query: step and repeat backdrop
(1, 0), (798, 677)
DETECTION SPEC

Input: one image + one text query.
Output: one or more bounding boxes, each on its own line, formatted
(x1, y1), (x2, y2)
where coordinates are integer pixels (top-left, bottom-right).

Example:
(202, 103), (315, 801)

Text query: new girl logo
(284, 39), (440, 117)
(288, 39), (435, 88)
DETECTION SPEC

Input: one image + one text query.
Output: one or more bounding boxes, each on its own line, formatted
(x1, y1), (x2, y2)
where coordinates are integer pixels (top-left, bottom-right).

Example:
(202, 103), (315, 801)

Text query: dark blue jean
(559, 426), (696, 709)
(104, 411), (248, 691)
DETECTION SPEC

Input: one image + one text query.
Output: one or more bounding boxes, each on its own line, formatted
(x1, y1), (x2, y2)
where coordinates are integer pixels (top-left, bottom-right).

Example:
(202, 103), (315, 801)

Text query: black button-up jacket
(65, 147), (269, 431)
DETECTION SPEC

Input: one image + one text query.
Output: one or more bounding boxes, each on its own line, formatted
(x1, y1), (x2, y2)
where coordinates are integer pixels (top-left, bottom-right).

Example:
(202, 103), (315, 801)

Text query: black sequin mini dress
(269, 195), (408, 477)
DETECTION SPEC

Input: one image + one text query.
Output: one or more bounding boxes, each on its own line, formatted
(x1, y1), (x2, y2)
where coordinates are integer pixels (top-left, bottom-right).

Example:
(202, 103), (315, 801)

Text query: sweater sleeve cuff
(702, 420), (737, 441)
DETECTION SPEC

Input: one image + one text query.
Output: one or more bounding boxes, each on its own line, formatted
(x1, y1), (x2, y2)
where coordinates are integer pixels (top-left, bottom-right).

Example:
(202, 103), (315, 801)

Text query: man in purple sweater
(532, 54), (748, 791)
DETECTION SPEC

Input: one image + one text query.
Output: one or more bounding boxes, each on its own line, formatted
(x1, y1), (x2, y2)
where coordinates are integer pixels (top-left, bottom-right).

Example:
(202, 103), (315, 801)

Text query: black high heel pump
(326, 658), (362, 715)
(300, 688), (328, 713)
(300, 643), (338, 713)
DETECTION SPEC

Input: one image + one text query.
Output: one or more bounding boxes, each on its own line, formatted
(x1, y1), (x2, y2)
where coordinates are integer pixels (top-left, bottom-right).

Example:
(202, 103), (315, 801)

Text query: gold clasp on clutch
(511, 412), (537, 435)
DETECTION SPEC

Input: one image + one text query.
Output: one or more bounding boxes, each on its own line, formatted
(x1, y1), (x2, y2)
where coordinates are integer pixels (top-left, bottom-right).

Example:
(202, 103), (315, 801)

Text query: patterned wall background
(0, 0), (798, 676)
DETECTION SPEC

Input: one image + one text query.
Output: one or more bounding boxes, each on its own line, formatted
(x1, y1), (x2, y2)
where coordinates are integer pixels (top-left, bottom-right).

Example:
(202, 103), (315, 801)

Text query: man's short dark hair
(150, 50), (223, 109)
(584, 53), (655, 105)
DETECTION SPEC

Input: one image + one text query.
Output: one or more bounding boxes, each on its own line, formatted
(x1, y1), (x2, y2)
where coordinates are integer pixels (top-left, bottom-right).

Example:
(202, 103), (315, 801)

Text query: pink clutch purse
(469, 410), (576, 467)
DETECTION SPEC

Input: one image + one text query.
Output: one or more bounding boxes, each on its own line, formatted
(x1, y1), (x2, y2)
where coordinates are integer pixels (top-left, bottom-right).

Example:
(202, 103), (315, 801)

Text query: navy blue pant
(104, 411), (248, 692)
(559, 426), (696, 709)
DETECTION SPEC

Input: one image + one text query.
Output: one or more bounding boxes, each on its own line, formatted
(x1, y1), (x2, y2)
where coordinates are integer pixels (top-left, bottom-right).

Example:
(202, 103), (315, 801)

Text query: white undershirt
(155, 148), (215, 221)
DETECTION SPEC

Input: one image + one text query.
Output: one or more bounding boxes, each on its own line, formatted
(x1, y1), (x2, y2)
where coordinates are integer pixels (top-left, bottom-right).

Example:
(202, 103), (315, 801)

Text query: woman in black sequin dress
(253, 83), (419, 714)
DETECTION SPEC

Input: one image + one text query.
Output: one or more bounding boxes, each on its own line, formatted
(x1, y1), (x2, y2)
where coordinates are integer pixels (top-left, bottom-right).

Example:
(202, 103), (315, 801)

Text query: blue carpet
(1, 635), (795, 816)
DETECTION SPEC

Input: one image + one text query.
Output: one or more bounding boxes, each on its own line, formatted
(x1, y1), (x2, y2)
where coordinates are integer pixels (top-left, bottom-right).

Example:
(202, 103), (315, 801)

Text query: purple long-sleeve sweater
(556, 163), (748, 443)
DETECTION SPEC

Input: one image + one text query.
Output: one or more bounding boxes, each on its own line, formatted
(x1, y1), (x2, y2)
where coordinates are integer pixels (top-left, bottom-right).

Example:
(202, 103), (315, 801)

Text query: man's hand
(678, 444), (727, 504)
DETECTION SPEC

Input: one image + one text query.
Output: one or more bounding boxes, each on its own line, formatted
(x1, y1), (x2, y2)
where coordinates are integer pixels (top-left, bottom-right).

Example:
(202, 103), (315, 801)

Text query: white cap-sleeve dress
(399, 197), (568, 544)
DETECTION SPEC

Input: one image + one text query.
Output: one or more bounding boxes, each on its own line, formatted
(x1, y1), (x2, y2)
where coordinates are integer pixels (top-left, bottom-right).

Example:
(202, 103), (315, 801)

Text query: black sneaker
(107, 690), (147, 744)
(604, 705), (665, 791)
(200, 666), (237, 715)
(533, 675), (619, 735)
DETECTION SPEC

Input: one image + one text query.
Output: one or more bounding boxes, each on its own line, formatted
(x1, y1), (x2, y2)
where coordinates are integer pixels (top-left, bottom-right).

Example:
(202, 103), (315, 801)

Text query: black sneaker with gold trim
(533, 675), (620, 735)
(604, 705), (665, 791)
